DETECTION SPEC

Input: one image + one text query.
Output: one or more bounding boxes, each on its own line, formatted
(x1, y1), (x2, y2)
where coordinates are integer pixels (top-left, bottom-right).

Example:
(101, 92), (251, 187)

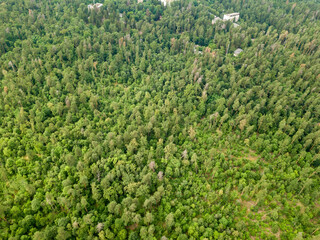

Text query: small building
(234, 48), (243, 56)
(159, 0), (176, 6)
(88, 3), (103, 10)
(213, 13), (240, 27)
(138, 0), (143, 3)
(233, 23), (240, 28)
(212, 16), (222, 25)
(223, 13), (240, 22)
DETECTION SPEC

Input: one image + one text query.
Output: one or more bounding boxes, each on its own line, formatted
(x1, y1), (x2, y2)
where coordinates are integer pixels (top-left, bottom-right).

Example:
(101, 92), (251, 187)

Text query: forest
(0, 0), (319, 239)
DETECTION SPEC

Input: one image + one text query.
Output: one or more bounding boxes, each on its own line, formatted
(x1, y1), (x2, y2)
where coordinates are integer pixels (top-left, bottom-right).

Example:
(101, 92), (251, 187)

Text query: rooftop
(224, 13), (240, 17)
(233, 23), (240, 28)
(159, 0), (176, 6)
(88, 3), (103, 9)
(212, 16), (222, 25)
(213, 13), (240, 26)
(234, 48), (243, 56)
(223, 12), (240, 22)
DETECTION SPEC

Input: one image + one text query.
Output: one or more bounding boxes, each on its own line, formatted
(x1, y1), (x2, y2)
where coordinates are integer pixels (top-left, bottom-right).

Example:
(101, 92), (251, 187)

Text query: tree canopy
(0, 0), (319, 239)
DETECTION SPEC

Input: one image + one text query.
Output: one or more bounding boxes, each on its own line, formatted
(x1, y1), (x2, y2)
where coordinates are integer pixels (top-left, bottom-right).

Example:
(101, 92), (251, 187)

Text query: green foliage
(0, 0), (319, 239)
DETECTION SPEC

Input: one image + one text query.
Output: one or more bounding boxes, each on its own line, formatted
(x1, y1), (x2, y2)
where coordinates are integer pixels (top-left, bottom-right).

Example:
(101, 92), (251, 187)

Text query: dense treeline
(0, 0), (319, 239)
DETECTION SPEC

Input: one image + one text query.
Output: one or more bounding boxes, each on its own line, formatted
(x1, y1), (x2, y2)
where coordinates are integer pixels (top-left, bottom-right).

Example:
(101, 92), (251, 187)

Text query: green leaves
(0, 0), (320, 239)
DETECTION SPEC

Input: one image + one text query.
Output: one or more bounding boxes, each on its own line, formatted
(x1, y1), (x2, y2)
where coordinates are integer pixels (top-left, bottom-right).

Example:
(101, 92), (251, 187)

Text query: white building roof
(159, 0), (176, 6)
(223, 12), (240, 22)
(212, 16), (222, 25)
(213, 13), (240, 26)
(224, 13), (240, 17)
(88, 3), (103, 10)
(233, 23), (240, 28)
(234, 48), (243, 56)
